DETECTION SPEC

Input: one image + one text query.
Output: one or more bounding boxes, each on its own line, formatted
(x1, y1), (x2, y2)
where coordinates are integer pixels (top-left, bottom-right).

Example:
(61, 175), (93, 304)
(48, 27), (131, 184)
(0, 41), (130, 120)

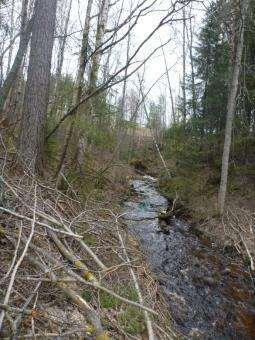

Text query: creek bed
(123, 177), (255, 339)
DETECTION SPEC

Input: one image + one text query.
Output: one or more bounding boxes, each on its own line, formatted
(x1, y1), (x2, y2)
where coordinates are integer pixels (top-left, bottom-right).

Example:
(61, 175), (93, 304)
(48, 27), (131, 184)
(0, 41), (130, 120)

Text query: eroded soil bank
(123, 177), (255, 339)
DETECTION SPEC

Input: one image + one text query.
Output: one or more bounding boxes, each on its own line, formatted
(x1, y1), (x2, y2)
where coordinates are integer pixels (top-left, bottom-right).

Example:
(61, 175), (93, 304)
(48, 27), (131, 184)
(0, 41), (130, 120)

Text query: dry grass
(201, 204), (255, 271)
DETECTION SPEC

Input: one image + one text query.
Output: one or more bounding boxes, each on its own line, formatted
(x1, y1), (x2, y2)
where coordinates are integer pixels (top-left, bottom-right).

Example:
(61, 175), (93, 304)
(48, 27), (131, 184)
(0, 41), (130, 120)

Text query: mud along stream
(123, 176), (255, 339)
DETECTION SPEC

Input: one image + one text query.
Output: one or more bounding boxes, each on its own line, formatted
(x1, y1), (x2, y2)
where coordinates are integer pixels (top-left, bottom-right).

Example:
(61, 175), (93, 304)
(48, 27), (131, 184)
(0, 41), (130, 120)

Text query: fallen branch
(116, 219), (155, 339)
(239, 233), (254, 271)
(0, 207), (82, 239)
(12, 282), (42, 340)
(0, 176), (107, 270)
(48, 229), (98, 283)
(0, 304), (32, 315)
(28, 255), (109, 339)
(38, 210), (107, 270)
(0, 186), (37, 331)
(69, 269), (158, 315)
(18, 235), (158, 316)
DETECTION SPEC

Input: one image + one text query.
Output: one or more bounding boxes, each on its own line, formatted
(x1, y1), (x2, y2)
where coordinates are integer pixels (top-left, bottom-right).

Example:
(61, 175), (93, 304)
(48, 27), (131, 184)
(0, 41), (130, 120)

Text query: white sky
(1, 0), (210, 124)
(56, 0), (209, 124)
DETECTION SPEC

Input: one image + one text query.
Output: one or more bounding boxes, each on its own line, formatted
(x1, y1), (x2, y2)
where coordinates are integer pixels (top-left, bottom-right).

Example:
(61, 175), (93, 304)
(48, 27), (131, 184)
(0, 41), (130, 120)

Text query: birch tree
(6, 0), (15, 74)
(88, 0), (110, 92)
(160, 39), (176, 124)
(55, 0), (73, 86)
(55, 0), (94, 177)
(182, 7), (187, 122)
(186, 5), (196, 116)
(74, 0), (109, 170)
(0, 0), (31, 114)
(218, 0), (249, 214)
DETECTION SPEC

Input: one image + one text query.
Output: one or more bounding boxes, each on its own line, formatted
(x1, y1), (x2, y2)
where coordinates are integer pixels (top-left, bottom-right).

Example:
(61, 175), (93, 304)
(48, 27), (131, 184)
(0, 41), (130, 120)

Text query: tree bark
(6, 0), (15, 74)
(55, 0), (73, 85)
(72, 0), (109, 171)
(74, 0), (94, 102)
(182, 7), (187, 123)
(0, 0), (30, 115)
(19, 0), (57, 173)
(218, 0), (249, 214)
(88, 0), (110, 92)
(160, 39), (175, 124)
(55, 0), (94, 178)
(186, 8), (196, 116)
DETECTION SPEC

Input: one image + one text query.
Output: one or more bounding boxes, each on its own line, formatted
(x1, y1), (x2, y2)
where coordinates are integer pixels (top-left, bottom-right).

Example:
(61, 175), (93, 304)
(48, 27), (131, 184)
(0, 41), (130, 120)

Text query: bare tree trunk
(186, 7), (196, 116)
(218, 0), (249, 214)
(0, 0), (30, 115)
(19, 0), (57, 173)
(74, 0), (94, 103)
(160, 40), (175, 124)
(88, 0), (110, 92)
(55, 0), (73, 85)
(3, 57), (26, 129)
(182, 7), (187, 123)
(55, 0), (94, 178)
(6, 0), (15, 74)
(50, 0), (72, 119)
(119, 21), (131, 124)
(73, 0), (109, 171)
(115, 23), (131, 160)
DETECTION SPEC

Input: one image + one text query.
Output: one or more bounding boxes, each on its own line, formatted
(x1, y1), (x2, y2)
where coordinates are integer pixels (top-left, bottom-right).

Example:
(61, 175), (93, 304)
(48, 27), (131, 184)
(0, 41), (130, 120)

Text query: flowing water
(123, 177), (255, 339)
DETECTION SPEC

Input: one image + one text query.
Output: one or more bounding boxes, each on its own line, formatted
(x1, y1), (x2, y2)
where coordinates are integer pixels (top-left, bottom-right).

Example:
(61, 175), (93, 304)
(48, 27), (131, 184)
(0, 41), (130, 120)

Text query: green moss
(100, 291), (121, 309)
(243, 256), (252, 268)
(83, 234), (98, 246)
(159, 171), (205, 203)
(82, 290), (93, 303)
(118, 306), (145, 335)
(100, 283), (139, 309)
(100, 285), (145, 336)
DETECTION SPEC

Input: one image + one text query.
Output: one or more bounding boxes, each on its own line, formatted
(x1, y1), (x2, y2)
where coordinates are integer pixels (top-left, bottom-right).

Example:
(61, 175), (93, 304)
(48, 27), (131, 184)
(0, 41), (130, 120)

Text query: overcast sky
(55, 0), (209, 124)
(1, 0), (210, 124)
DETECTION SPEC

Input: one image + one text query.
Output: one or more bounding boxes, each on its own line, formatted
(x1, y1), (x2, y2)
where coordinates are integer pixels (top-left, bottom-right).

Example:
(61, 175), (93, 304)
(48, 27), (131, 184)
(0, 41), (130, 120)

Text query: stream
(123, 176), (255, 339)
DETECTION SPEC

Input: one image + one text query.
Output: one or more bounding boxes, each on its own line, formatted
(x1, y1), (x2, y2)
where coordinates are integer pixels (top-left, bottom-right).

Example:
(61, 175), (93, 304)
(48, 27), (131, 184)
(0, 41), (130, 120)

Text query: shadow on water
(123, 177), (255, 339)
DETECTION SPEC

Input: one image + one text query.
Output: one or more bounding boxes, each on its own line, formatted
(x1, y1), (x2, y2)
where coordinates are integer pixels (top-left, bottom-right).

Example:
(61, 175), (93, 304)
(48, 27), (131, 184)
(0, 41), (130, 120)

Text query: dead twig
(0, 185), (37, 331)
(0, 207), (83, 239)
(115, 217), (155, 339)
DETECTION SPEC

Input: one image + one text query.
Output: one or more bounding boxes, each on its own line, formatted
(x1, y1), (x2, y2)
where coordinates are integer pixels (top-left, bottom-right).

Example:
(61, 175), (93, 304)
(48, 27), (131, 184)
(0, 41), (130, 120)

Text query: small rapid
(123, 177), (255, 339)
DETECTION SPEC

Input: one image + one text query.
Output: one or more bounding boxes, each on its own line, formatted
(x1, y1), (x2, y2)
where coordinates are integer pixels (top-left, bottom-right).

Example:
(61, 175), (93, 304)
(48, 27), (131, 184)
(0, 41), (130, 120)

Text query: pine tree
(19, 0), (57, 173)
(194, 1), (230, 134)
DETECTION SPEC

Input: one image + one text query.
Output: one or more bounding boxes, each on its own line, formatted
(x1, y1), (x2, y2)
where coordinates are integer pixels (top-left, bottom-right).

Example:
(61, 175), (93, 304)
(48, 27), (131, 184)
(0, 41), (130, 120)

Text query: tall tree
(182, 7), (187, 122)
(74, 0), (109, 170)
(19, 0), (57, 173)
(55, 0), (94, 177)
(55, 0), (73, 86)
(160, 39), (176, 124)
(218, 0), (249, 213)
(6, 0), (15, 74)
(75, 0), (94, 103)
(88, 0), (109, 92)
(0, 0), (31, 114)
(186, 5), (196, 116)
(195, 1), (230, 134)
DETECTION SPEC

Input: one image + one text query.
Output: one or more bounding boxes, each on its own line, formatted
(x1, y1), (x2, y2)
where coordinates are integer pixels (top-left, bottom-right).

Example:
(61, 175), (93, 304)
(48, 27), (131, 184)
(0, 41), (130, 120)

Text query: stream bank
(123, 176), (255, 339)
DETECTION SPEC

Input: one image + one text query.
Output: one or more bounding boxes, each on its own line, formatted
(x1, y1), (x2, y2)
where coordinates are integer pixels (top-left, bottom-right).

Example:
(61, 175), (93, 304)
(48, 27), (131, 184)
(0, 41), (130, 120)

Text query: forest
(0, 0), (254, 338)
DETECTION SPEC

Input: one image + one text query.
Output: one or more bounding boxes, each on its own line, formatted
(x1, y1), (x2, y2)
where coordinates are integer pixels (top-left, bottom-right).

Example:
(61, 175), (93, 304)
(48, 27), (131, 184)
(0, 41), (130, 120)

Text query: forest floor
(0, 158), (176, 339)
